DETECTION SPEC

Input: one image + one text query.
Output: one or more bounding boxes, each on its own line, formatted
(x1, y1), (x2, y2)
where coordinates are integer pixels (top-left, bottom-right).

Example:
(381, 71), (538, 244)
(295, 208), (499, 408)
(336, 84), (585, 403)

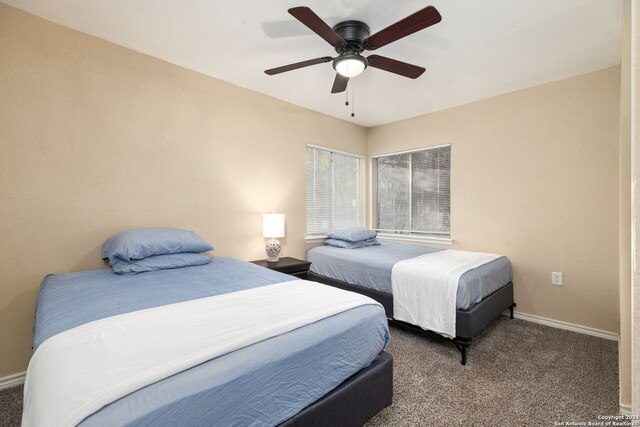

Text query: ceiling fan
(264, 6), (442, 94)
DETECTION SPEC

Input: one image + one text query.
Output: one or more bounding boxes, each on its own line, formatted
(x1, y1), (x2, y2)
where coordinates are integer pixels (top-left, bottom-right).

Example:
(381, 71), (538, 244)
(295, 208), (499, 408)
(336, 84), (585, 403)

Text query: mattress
(307, 241), (512, 310)
(32, 256), (390, 426)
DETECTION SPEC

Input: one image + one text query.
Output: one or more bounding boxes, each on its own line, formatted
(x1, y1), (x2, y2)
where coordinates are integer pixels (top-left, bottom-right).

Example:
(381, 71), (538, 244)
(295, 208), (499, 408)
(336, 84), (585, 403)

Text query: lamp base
(265, 239), (281, 263)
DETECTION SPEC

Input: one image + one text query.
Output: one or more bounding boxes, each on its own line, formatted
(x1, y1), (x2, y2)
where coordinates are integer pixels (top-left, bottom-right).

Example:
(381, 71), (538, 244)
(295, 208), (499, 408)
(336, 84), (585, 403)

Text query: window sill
(376, 233), (453, 245)
(305, 235), (327, 244)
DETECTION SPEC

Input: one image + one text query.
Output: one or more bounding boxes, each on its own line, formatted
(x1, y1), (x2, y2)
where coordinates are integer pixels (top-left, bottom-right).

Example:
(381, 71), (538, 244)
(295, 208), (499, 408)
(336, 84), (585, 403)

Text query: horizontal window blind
(374, 145), (450, 238)
(376, 153), (410, 232)
(306, 146), (362, 236)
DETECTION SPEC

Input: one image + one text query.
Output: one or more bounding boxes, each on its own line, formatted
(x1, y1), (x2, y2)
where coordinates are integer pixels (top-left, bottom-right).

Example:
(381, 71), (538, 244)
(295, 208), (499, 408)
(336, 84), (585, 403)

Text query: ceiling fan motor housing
(332, 20), (370, 54)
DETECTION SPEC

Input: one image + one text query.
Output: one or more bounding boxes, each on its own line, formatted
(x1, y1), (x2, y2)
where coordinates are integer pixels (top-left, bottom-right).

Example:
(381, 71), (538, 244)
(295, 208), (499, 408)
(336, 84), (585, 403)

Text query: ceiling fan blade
(331, 73), (349, 93)
(367, 55), (425, 79)
(265, 56), (333, 75)
(364, 6), (441, 50)
(288, 7), (345, 48)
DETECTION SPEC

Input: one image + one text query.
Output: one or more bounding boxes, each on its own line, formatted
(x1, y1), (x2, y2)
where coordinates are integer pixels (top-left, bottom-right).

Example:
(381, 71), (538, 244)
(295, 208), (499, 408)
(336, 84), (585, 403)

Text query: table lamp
(263, 213), (285, 263)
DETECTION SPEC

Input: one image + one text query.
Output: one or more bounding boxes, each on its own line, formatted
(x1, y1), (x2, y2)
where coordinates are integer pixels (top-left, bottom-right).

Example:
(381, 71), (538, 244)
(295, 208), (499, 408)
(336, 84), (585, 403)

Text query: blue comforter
(33, 256), (389, 426)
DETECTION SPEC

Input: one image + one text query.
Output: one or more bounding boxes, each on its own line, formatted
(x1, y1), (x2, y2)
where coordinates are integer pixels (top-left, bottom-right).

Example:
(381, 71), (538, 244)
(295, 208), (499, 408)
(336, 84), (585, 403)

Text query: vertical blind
(306, 146), (362, 236)
(374, 145), (450, 238)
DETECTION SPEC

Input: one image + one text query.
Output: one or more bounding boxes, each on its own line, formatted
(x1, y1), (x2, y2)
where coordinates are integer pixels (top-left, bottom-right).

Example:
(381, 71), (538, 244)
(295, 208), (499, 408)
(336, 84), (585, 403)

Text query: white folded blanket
(22, 280), (380, 427)
(392, 249), (502, 338)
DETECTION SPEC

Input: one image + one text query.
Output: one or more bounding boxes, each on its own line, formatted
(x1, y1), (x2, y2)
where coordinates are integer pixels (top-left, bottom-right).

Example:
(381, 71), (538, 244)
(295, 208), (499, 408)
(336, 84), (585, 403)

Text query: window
(306, 145), (363, 238)
(373, 145), (451, 241)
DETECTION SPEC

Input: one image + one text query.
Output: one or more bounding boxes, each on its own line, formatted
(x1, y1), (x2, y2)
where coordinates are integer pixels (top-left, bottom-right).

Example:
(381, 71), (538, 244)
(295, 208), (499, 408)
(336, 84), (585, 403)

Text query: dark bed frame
(308, 270), (515, 365)
(279, 351), (393, 427)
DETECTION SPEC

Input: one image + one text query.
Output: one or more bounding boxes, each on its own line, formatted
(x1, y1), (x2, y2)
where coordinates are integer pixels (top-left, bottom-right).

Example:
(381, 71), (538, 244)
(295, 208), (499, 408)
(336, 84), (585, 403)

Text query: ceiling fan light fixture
(333, 54), (367, 78)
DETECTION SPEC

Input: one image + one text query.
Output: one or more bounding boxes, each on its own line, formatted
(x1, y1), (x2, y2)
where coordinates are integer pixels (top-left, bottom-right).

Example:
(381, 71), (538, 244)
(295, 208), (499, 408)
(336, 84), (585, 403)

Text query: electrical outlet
(551, 272), (563, 286)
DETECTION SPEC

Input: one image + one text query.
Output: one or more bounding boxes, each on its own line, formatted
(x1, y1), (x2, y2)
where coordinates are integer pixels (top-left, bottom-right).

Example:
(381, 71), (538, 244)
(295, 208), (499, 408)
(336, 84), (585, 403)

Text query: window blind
(374, 145), (450, 238)
(376, 153), (410, 232)
(306, 146), (362, 236)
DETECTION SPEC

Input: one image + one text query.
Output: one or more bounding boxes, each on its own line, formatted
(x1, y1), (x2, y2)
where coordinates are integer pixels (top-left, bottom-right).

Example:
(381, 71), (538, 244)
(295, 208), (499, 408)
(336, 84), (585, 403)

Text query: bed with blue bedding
(26, 256), (392, 426)
(307, 240), (515, 365)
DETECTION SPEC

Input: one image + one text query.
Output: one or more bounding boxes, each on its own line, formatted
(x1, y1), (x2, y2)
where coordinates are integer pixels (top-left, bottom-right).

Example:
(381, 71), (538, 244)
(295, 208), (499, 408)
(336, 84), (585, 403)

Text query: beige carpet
(0, 318), (618, 426)
(367, 318), (619, 426)
(0, 383), (21, 427)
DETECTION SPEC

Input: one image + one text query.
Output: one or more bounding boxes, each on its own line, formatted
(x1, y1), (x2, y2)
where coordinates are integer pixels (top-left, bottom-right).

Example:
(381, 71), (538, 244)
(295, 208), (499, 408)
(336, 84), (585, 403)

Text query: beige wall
(619, 0), (632, 410)
(0, 4), (367, 377)
(632, 0), (640, 414)
(367, 67), (621, 334)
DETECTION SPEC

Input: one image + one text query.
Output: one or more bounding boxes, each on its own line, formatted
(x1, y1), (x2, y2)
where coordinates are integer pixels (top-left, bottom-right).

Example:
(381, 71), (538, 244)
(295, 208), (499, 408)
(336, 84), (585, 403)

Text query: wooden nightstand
(250, 257), (311, 280)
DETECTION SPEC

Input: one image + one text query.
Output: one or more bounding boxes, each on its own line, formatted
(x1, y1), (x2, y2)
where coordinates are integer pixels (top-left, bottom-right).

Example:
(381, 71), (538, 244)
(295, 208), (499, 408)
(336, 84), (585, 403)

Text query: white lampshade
(263, 213), (285, 238)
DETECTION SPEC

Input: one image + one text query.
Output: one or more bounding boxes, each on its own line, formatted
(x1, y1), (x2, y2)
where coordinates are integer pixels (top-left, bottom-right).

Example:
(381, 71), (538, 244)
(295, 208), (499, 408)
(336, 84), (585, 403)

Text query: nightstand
(250, 257), (311, 280)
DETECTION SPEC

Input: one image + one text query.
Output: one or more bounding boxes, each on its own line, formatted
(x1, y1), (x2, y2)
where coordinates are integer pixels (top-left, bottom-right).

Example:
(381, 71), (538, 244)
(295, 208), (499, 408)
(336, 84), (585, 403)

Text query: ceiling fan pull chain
(351, 86), (355, 117)
(345, 89), (349, 106)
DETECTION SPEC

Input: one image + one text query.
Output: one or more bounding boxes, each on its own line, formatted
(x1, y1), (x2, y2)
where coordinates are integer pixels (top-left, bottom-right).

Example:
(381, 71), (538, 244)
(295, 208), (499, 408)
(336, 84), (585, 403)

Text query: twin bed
(307, 240), (515, 365)
(23, 230), (392, 426)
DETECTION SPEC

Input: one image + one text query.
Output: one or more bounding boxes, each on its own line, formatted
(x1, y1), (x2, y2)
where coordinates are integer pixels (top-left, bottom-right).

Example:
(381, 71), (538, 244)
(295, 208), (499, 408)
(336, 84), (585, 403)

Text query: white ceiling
(3, 0), (621, 127)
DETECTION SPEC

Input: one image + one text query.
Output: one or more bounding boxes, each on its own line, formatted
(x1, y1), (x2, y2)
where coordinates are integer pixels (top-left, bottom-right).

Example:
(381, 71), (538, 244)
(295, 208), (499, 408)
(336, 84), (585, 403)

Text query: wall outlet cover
(552, 272), (563, 285)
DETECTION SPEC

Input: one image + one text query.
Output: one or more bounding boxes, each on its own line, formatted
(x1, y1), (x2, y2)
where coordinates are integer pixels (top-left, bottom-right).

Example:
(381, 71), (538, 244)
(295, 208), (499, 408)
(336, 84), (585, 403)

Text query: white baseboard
(0, 371), (25, 391)
(507, 311), (619, 341)
(619, 403), (632, 415)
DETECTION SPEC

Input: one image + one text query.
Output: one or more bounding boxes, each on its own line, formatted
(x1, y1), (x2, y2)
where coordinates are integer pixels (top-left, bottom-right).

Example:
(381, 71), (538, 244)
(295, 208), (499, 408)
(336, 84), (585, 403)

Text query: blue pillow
(325, 238), (366, 249)
(325, 238), (381, 249)
(110, 253), (213, 275)
(101, 228), (213, 262)
(327, 227), (377, 243)
(362, 238), (381, 247)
